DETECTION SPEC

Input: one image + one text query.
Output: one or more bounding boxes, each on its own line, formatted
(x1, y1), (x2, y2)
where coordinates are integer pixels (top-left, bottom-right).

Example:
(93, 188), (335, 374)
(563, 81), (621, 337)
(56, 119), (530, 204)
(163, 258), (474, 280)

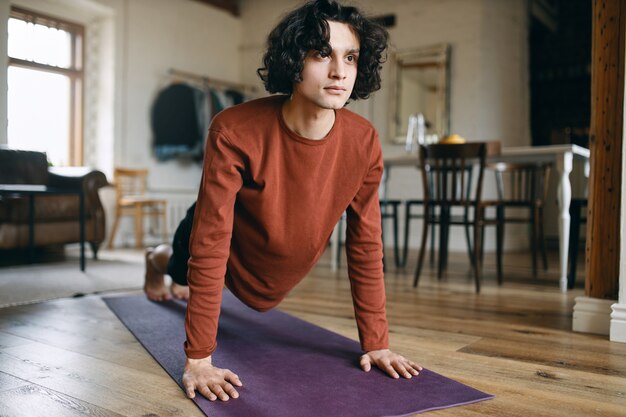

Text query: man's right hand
(182, 355), (243, 401)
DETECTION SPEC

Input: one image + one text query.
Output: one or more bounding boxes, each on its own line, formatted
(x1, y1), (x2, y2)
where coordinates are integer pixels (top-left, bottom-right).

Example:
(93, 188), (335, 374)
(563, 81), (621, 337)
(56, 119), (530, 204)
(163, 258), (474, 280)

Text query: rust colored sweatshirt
(185, 95), (389, 358)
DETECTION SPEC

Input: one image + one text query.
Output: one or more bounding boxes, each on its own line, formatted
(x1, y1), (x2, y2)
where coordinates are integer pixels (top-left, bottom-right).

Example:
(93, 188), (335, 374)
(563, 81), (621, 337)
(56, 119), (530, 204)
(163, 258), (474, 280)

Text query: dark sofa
(0, 147), (109, 258)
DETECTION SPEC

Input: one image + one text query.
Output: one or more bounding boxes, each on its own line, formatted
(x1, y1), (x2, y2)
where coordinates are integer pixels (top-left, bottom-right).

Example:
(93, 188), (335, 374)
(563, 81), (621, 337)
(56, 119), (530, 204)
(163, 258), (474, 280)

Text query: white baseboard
(572, 296), (615, 335)
(610, 303), (626, 343)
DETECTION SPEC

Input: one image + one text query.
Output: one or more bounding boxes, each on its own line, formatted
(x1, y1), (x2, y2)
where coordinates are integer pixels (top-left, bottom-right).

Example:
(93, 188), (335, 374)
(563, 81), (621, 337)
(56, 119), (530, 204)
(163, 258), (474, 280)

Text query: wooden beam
(191, 0), (239, 17)
(586, 0), (625, 299)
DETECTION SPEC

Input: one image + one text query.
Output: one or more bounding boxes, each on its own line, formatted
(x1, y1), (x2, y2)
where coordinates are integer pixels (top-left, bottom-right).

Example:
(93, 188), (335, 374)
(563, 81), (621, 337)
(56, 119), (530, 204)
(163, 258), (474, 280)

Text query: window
(7, 7), (84, 166)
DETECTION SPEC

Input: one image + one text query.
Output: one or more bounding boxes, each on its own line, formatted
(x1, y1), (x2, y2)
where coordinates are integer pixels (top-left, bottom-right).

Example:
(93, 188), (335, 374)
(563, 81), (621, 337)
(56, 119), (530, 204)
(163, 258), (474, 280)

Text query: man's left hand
(360, 349), (422, 379)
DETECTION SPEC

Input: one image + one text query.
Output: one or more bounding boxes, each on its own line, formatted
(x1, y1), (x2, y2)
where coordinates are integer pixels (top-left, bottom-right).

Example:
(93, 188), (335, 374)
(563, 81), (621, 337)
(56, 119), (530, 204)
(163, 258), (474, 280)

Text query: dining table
(378, 143), (590, 292)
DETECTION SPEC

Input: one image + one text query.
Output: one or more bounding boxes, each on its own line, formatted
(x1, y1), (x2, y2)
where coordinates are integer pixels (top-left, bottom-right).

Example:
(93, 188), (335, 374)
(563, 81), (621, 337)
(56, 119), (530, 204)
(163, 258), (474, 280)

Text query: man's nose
(329, 59), (346, 79)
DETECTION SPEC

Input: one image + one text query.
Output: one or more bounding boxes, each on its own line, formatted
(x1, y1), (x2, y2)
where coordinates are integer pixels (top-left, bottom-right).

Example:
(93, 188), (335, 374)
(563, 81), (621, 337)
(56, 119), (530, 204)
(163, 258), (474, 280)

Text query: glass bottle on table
(405, 113), (425, 154)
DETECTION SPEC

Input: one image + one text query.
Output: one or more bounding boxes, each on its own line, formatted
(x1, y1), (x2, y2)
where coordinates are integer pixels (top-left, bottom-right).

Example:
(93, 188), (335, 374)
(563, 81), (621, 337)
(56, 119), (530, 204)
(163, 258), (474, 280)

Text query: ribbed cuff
(184, 340), (216, 359)
(361, 343), (389, 353)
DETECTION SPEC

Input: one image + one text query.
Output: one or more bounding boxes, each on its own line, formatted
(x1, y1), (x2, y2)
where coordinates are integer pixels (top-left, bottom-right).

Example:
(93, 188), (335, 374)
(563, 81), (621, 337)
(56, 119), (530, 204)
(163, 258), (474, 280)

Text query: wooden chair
(414, 142), (500, 293)
(107, 168), (168, 249)
(482, 162), (551, 281)
(402, 167), (474, 269)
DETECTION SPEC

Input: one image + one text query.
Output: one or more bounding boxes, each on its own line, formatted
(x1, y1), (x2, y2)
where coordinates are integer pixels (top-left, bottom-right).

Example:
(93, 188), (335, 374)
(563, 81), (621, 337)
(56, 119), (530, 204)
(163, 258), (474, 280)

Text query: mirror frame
(388, 43), (451, 143)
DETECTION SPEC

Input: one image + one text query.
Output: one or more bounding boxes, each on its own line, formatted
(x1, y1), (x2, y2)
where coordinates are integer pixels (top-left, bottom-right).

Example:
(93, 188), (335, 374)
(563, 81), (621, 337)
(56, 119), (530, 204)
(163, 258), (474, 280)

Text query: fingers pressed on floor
(223, 382), (239, 398)
(210, 385), (229, 401)
(392, 362), (410, 378)
(199, 386), (217, 401)
(226, 371), (242, 386)
(385, 365), (399, 378)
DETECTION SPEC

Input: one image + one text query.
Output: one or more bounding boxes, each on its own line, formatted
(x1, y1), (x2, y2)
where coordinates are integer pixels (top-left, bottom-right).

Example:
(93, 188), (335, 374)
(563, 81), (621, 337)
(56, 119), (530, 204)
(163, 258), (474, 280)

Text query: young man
(144, 0), (422, 402)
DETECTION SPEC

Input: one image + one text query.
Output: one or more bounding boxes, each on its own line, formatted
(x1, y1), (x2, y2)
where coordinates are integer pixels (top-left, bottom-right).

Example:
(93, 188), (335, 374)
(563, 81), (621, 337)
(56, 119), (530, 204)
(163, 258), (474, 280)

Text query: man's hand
(182, 356), (242, 401)
(360, 349), (422, 379)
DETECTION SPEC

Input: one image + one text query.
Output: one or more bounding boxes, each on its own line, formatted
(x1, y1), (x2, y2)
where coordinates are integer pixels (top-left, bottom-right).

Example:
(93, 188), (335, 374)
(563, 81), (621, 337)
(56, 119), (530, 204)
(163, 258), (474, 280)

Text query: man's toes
(170, 283), (190, 300)
(144, 284), (172, 302)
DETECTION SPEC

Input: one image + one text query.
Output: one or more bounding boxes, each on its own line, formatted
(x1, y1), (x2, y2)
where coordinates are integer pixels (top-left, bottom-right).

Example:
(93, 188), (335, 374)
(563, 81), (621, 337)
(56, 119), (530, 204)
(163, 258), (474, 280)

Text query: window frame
(8, 6), (85, 165)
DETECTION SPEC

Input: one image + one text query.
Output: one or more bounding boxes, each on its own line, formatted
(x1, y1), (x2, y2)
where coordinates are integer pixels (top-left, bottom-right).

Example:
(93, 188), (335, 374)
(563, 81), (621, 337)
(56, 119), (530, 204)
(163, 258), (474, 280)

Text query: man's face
(292, 21), (360, 110)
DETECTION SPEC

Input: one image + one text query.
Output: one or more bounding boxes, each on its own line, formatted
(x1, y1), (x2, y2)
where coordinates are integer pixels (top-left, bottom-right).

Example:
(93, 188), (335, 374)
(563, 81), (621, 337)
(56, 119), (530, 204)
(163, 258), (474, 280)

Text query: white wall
(478, 0), (530, 147)
(120, 0), (242, 193)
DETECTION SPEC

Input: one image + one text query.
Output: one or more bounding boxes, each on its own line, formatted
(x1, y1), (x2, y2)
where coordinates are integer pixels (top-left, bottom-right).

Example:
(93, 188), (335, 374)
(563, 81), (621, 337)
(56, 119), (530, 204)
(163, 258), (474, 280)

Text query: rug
(104, 293), (494, 417)
(0, 257), (143, 307)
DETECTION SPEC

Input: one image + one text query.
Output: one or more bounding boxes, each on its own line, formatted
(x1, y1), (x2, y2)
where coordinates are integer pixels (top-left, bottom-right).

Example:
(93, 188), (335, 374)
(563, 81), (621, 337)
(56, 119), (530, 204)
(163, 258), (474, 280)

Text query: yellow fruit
(440, 134), (466, 144)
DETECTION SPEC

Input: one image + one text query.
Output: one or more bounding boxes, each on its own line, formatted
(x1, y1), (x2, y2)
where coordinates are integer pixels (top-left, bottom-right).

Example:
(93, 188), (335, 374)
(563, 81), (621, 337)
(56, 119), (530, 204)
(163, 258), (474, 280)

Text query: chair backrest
(113, 168), (149, 200)
(419, 142), (500, 206)
(488, 162), (551, 204)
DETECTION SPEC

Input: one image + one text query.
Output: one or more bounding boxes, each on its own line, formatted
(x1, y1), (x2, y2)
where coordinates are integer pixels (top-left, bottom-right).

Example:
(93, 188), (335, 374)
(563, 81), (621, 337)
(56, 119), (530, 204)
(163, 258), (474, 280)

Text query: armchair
(0, 148), (108, 258)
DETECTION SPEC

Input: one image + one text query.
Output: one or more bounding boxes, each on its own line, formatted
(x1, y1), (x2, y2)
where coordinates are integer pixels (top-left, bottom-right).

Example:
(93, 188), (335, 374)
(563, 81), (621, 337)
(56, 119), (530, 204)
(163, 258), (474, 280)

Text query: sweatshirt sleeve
(345, 134), (390, 352)
(184, 128), (244, 359)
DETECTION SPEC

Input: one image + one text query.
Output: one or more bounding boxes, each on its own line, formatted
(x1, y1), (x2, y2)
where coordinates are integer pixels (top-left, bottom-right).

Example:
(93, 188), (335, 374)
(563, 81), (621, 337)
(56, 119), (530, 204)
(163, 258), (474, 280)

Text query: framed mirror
(388, 44), (451, 143)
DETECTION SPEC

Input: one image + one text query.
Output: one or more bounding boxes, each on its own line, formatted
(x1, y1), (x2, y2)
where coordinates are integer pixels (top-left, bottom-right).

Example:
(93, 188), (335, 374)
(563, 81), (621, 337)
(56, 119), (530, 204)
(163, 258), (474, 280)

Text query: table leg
(556, 152), (573, 292)
(28, 194), (35, 262)
(331, 222), (339, 272)
(79, 191), (85, 271)
(381, 163), (390, 201)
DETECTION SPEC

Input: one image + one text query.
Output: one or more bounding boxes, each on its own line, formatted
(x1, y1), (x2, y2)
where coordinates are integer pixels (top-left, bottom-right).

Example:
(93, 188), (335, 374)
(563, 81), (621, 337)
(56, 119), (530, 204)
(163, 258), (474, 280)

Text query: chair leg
(414, 209), (430, 287)
(430, 206), (436, 265)
(530, 207), (538, 278)
(337, 215), (344, 268)
(479, 209), (485, 265)
(464, 206), (474, 266)
(438, 208), (449, 279)
(496, 205), (504, 285)
(381, 210), (387, 273)
(89, 242), (100, 260)
(473, 209), (483, 293)
(107, 208), (122, 249)
(134, 204), (144, 249)
(161, 204), (168, 243)
(442, 216), (450, 271)
(392, 205), (400, 268)
(402, 203), (411, 268)
(538, 206), (548, 271)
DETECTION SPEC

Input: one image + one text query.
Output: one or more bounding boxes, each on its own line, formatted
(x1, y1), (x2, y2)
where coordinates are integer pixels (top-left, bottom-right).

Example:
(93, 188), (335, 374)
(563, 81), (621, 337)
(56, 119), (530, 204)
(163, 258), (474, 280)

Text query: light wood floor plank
(0, 342), (201, 416)
(0, 330), (33, 349)
(0, 383), (125, 417)
(0, 372), (30, 393)
(0, 296), (168, 375)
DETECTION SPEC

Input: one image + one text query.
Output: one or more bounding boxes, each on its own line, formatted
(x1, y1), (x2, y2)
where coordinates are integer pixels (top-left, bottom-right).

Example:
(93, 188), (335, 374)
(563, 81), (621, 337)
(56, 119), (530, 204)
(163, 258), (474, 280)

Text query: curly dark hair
(257, 0), (389, 100)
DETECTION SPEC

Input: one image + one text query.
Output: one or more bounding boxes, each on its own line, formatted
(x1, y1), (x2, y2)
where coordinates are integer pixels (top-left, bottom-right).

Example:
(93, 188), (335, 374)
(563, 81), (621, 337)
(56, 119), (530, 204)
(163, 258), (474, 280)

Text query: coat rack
(167, 68), (259, 95)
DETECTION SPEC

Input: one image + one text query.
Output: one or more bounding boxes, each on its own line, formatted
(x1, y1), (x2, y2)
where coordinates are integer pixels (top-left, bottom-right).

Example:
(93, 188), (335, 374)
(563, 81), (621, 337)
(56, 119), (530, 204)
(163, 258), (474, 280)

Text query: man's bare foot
(171, 282), (190, 300)
(144, 247), (172, 302)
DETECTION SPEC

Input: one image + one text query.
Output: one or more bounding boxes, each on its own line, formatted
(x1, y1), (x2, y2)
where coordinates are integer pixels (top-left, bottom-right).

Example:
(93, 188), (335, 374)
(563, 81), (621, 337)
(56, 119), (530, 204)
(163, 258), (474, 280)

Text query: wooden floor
(0, 249), (625, 416)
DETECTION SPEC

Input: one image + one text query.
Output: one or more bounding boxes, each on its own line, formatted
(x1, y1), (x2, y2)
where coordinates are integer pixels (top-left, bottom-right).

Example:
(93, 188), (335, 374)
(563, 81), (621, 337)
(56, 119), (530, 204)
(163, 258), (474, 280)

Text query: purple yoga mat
(104, 293), (493, 417)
